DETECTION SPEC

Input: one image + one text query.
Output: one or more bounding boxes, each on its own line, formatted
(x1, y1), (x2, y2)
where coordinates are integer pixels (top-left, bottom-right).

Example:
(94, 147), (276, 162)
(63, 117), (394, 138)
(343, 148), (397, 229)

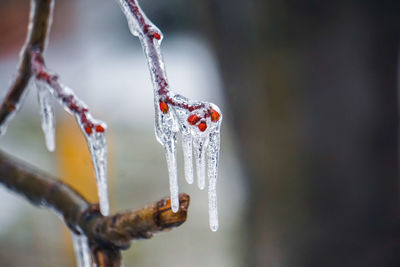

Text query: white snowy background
(0, 0), (244, 266)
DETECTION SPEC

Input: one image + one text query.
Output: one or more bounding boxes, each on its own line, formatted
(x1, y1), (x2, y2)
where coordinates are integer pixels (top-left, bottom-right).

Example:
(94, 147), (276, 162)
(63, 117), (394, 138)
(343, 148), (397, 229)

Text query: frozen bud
(159, 100), (169, 114)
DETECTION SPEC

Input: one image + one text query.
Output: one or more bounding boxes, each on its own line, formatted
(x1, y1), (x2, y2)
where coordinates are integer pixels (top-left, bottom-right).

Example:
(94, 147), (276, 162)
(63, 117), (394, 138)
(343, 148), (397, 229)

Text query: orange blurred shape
(57, 117), (99, 203)
(56, 116), (113, 265)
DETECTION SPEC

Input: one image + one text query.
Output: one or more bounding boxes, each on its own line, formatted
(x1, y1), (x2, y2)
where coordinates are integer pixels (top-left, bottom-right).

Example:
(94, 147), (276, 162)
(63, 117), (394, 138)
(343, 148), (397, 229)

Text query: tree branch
(0, 0), (111, 217)
(0, 0), (53, 129)
(0, 0), (196, 265)
(91, 193), (189, 248)
(118, 0), (222, 231)
(0, 151), (189, 265)
(30, 50), (107, 136)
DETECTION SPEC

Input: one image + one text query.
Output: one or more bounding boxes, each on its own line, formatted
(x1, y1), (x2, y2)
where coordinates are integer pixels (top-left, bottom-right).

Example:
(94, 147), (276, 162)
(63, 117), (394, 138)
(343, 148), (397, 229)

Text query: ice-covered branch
(0, 151), (189, 266)
(118, 0), (222, 231)
(0, 0), (110, 218)
(0, 0), (53, 134)
(0, 1), (112, 264)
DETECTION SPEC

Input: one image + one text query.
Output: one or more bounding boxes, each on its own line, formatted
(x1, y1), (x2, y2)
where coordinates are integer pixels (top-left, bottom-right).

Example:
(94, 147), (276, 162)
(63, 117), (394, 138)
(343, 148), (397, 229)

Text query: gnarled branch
(0, 151), (189, 266)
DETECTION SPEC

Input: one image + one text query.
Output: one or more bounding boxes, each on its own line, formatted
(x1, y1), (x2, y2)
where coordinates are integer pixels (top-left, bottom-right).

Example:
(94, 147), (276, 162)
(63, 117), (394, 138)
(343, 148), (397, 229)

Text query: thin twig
(119, 0), (220, 126)
(0, 0), (53, 129)
(30, 50), (107, 135)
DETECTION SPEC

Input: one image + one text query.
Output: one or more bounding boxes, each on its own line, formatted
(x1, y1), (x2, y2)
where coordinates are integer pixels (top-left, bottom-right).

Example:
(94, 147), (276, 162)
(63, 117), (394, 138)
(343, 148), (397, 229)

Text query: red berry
(187, 114), (200, 125)
(84, 125), (92, 135)
(96, 125), (105, 133)
(37, 71), (50, 82)
(153, 32), (161, 40)
(159, 101), (169, 114)
(198, 121), (207, 132)
(210, 109), (220, 122)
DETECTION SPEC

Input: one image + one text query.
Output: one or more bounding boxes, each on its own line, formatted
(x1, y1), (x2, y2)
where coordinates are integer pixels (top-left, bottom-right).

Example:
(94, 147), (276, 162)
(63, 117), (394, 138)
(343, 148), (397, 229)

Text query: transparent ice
(36, 80), (56, 152)
(80, 123), (109, 216)
(118, 0), (222, 230)
(56, 84), (110, 216)
(0, 0), (53, 137)
(0, 87), (29, 137)
(70, 231), (92, 267)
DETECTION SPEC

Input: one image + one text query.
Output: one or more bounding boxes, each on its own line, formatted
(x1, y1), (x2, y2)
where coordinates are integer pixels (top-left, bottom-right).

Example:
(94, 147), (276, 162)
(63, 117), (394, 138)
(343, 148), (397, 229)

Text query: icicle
(154, 98), (180, 212)
(88, 132), (109, 216)
(182, 133), (194, 184)
(164, 136), (179, 212)
(207, 122), (221, 231)
(193, 135), (208, 190)
(118, 0), (223, 230)
(36, 80), (56, 151)
(70, 231), (91, 267)
(76, 114), (109, 216)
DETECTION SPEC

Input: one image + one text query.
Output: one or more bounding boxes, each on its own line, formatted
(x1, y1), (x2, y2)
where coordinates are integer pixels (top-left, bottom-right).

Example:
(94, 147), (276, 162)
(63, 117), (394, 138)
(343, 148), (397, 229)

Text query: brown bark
(0, 150), (189, 265)
(0, 0), (53, 126)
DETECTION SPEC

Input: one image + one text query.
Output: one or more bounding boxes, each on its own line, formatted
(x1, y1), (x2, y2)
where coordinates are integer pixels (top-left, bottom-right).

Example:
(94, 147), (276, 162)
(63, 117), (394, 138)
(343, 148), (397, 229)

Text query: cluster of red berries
(159, 100), (220, 132)
(80, 111), (105, 135)
(84, 124), (105, 135)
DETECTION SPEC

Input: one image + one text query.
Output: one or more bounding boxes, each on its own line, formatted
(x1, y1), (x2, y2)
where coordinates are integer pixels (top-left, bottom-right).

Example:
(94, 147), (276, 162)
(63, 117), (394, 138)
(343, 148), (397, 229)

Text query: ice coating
(31, 51), (110, 216)
(207, 122), (221, 231)
(118, 0), (223, 230)
(36, 80), (56, 151)
(0, 0), (54, 137)
(164, 135), (179, 212)
(81, 123), (109, 216)
(193, 135), (208, 190)
(0, 88), (29, 137)
(54, 85), (109, 216)
(70, 231), (92, 267)
(182, 133), (194, 184)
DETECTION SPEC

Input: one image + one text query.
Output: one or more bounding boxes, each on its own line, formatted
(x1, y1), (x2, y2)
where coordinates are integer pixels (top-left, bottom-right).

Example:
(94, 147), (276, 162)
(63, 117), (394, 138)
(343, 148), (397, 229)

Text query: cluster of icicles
(1, 0), (222, 265)
(118, 0), (223, 231)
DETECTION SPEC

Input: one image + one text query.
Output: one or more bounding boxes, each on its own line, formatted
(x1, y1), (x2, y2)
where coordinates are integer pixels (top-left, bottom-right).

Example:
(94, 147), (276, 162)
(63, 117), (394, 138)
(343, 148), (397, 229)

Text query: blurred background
(0, 0), (400, 266)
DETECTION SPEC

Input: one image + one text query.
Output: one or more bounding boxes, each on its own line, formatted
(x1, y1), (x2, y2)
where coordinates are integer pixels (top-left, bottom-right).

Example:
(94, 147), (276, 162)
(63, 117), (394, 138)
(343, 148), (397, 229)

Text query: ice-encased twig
(118, 0), (223, 230)
(31, 51), (110, 216)
(70, 231), (92, 267)
(0, 0), (54, 137)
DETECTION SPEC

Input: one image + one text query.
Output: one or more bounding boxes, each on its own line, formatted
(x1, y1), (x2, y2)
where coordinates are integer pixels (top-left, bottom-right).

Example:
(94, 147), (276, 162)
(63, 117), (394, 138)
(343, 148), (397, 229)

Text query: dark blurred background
(1, 0), (400, 266)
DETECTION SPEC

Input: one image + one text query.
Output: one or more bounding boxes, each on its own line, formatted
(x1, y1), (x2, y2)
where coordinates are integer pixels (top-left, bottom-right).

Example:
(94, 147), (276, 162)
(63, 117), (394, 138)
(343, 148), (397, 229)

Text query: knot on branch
(93, 193), (190, 249)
